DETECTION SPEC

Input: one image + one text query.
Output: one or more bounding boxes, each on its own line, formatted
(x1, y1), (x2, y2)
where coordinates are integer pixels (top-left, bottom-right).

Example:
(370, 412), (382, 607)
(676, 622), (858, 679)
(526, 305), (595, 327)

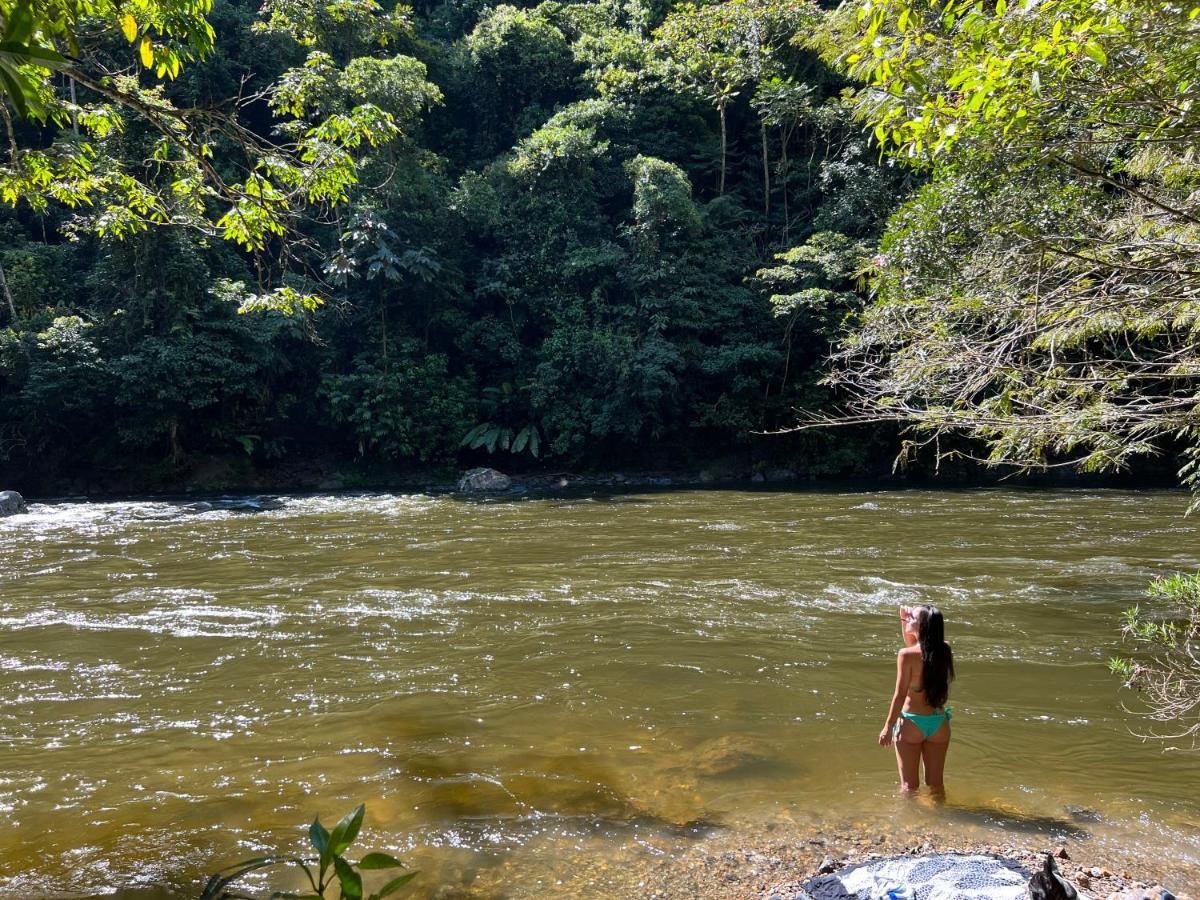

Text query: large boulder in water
(0, 490), (27, 516)
(457, 467), (512, 493)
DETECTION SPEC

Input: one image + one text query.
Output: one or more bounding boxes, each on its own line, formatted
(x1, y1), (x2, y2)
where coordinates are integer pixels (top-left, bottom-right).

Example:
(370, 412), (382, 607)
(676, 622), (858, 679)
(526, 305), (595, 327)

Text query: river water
(1, 488), (1198, 897)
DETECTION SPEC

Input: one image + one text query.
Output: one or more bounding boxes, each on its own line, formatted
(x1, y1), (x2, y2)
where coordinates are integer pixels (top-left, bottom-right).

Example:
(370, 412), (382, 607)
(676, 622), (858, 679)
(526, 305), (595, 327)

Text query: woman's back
(899, 645), (944, 714)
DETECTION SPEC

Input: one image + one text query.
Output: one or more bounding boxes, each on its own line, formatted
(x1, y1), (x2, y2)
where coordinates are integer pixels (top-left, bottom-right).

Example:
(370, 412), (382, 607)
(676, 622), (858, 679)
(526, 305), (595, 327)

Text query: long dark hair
(916, 605), (955, 709)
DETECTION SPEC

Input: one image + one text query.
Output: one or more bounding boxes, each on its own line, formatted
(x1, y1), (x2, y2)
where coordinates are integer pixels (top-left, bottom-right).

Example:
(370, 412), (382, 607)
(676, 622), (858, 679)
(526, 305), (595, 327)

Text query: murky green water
(2, 488), (1199, 897)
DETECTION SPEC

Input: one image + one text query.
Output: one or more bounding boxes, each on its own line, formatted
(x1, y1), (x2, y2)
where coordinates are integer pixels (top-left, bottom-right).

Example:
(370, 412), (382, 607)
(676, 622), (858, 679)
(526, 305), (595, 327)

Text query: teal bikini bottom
(895, 708), (951, 739)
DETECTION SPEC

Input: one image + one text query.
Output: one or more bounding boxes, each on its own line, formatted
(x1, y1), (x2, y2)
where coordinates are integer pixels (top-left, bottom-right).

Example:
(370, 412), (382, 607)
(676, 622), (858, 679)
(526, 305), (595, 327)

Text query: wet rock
(457, 467), (512, 493)
(318, 477), (344, 490)
(187, 497), (283, 513)
(0, 490), (27, 516)
(750, 471), (766, 483)
(1107, 888), (1177, 900)
(817, 857), (836, 874)
(765, 467), (798, 482)
(1056, 846), (1071, 860)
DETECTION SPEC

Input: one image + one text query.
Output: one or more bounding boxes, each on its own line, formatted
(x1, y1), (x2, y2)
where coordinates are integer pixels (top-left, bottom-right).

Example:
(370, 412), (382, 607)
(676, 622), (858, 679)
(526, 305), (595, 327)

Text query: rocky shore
(633, 828), (1188, 900)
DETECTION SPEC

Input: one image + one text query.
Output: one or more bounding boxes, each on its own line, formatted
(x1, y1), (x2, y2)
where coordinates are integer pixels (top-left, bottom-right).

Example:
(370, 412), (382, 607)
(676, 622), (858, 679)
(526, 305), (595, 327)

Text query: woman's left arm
(878, 651), (907, 747)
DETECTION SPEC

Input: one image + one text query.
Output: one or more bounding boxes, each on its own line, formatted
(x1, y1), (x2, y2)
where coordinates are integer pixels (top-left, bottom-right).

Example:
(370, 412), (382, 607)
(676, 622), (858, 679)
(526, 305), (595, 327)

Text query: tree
(0, 0), (429, 292)
(807, 0), (1200, 505)
(654, 0), (817, 196)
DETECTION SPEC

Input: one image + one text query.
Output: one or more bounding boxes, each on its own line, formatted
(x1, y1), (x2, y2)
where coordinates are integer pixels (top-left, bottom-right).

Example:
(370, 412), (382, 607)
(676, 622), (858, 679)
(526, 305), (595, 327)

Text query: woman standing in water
(878, 604), (955, 793)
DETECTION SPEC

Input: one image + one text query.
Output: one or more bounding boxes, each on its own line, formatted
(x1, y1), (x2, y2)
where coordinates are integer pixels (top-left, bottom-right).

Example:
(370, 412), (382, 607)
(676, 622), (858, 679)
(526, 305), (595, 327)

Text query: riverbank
(12, 461), (1187, 503)
(631, 827), (1186, 900)
(8, 438), (1188, 498)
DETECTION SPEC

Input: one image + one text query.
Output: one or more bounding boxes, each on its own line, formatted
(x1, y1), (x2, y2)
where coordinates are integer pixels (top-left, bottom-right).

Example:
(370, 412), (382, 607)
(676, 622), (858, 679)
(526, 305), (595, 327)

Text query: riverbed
(1, 488), (1198, 897)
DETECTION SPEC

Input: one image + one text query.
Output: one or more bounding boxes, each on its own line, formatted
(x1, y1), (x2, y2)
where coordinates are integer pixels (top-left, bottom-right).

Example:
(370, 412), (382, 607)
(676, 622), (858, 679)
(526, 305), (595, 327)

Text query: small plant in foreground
(200, 804), (416, 900)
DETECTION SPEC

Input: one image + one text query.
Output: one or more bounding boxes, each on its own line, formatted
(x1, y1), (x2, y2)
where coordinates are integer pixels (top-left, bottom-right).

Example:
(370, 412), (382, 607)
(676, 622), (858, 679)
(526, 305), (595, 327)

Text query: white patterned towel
(803, 853), (1041, 900)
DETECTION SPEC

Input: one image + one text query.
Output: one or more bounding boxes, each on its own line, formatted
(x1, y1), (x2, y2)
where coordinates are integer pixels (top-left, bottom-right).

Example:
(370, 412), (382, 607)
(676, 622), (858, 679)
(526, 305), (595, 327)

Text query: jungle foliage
(0, 0), (909, 484)
(812, 0), (1200, 503)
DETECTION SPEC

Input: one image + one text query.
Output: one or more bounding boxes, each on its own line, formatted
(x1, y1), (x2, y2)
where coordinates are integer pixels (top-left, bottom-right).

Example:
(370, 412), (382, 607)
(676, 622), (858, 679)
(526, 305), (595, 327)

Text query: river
(1, 487), (1198, 897)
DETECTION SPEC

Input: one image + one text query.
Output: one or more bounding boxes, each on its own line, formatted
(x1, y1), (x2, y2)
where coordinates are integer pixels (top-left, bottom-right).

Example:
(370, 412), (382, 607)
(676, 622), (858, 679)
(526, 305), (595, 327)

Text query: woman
(878, 604), (955, 793)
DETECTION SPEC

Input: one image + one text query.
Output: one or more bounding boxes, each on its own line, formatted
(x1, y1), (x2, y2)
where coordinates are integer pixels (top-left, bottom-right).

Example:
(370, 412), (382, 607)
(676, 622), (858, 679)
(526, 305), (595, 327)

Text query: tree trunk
(169, 422), (183, 464)
(69, 77), (79, 136)
(0, 260), (16, 323)
(780, 127), (790, 243)
(761, 122), (770, 219)
(381, 306), (389, 373)
(718, 102), (727, 195)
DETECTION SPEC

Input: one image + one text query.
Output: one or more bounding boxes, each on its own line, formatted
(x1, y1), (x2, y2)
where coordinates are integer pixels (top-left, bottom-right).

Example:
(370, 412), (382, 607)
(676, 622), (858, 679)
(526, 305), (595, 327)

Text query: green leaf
(358, 853), (405, 870)
(1083, 41), (1107, 65)
(0, 41), (67, 66)
(334, 856), (364, 900)
(309, 817), (330, 856)
(0, 65), (31, 119)
(372, 872), (418, 899)
(328, 805), (365, 856)
(139, 36), (154, 68)
(2, 4), (34, 43)
(460, 424), (488, 448)
(120, 14), (138, 42)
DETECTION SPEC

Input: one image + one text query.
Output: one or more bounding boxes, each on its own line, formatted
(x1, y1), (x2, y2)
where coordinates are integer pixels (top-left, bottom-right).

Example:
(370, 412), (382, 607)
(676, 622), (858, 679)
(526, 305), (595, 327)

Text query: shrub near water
(1112, 573), (1200, 747)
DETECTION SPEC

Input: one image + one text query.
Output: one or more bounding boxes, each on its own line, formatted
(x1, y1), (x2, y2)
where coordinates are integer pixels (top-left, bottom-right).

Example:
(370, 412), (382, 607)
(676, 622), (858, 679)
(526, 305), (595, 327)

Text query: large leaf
(370, 872), (418, 900)
(328, 804), (365, 856)
(198, 857), (285, 899)
(333, 856), (364, 900)
(309, 817), (330, 856)
(0, 41), (68, 66)
(460, 423), (489, 448)
(357, 853), (405, 870)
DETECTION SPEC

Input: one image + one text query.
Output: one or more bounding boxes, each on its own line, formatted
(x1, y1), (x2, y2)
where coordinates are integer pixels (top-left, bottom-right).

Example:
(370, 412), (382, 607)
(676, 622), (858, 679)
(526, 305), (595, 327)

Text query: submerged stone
(689, 733), (779, 777)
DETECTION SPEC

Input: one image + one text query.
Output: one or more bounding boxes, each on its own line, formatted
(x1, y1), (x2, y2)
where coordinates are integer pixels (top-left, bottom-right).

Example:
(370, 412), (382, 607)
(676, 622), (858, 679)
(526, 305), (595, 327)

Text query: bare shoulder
(897, 646), (921, 659)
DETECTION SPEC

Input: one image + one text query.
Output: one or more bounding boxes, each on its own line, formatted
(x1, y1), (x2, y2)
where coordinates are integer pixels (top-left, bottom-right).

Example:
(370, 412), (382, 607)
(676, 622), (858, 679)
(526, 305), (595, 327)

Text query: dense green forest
(0, 0), (915, 490)
(2, 0), (1197, 499)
